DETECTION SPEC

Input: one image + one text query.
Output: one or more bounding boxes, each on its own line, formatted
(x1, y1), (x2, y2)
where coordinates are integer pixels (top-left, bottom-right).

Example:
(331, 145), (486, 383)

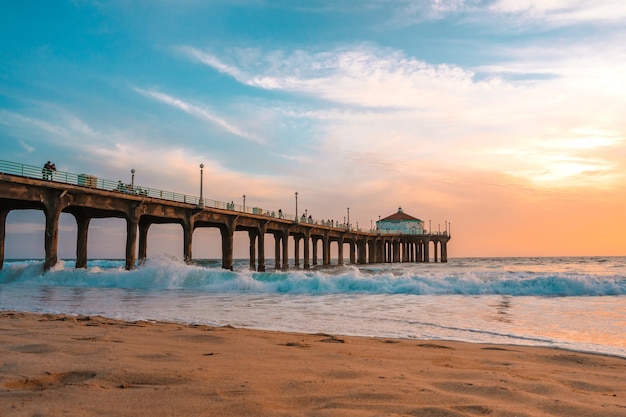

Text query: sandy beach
(1, 311), (625, 417)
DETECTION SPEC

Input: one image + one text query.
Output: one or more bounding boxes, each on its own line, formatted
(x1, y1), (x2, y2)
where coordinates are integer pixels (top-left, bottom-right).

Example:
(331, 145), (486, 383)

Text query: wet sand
(1, 311), (625, 416)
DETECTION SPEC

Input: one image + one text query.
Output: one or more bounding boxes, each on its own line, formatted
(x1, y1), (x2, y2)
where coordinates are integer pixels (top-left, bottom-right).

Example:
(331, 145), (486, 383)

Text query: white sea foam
(1, 256), (624, 296)
(1, 256), (625, 357)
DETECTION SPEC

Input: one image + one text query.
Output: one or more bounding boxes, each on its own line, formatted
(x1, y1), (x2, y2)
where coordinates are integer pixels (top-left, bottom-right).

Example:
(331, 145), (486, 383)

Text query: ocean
(1, 256), (625, 358)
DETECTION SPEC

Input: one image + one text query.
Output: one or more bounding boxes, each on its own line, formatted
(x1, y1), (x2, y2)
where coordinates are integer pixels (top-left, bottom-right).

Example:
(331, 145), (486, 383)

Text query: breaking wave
(1, 256), (624, 296)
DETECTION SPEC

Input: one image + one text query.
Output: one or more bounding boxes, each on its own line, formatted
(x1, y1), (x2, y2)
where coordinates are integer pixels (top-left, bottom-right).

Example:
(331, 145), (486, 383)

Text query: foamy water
(1, 256), (625, 358)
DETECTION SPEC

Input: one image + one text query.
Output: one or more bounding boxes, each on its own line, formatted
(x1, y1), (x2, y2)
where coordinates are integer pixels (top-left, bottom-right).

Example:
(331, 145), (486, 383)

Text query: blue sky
(2, 1), (626, 258)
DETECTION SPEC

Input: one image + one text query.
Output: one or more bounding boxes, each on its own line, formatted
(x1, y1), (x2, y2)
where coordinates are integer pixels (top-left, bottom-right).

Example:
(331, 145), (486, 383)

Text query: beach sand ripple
(1, 311), (625, 417)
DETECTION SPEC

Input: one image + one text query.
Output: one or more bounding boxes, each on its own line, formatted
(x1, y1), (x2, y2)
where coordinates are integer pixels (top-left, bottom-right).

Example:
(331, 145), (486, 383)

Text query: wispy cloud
(177, 46), (244, 80)
(483, 129), (625, 188)
(133, 87), (264, 144)
(178, 44), (494, 109)
(0, 109), (68, 137)
(177, 39), (626, 190)
(381, 1), (626, 28)
(489, 0), (626, 26)
(18, 139), (35, 153)
(0, 102), (279, 199)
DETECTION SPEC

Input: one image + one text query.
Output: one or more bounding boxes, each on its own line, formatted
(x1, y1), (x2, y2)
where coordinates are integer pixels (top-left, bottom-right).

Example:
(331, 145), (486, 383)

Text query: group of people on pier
(116, 180), (147, 196)
(42, 161), (57, 180)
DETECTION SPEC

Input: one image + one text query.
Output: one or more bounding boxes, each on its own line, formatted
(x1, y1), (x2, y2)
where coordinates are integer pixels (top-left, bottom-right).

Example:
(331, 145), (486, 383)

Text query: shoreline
(2, 310), (625, 416)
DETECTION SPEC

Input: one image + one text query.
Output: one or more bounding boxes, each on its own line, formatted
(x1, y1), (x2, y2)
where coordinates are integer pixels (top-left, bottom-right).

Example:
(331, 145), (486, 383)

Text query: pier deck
(0, 161), (450, 271)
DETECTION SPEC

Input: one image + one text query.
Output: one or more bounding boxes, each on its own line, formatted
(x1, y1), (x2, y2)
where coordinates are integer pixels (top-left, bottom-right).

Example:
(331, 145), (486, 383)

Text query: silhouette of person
(42, 162), (51, 180)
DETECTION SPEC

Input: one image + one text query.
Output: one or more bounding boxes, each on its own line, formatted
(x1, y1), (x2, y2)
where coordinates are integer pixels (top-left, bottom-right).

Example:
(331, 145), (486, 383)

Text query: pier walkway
(0, 160), (450, 271)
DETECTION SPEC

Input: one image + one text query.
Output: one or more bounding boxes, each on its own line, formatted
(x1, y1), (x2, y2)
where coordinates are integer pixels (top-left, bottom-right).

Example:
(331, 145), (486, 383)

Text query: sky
(1, 0), (625, 259)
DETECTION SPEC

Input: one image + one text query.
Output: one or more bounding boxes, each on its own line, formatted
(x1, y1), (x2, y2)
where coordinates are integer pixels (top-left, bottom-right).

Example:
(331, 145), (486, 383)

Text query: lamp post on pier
(199, 163), (204, 207)
(295, 192), (298, 222)
(347, 207), (350, 230)
(131, 169), (135, 187)
(243, 194), (246, 212)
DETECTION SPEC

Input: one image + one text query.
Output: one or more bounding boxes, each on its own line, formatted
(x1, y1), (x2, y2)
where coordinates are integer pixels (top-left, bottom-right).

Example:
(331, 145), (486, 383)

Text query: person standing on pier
(42, 162), (51, 180)
(41, 161), (56, 180)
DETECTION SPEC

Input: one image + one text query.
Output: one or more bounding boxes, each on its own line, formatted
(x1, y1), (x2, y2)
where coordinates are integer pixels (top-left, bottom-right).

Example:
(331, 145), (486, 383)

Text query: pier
(0, 160), (450, 271)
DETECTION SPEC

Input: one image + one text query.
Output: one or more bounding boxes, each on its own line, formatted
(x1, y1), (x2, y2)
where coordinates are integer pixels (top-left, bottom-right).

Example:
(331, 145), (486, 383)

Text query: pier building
(376, 207), (425, 234)
(0, 160), (450, 272)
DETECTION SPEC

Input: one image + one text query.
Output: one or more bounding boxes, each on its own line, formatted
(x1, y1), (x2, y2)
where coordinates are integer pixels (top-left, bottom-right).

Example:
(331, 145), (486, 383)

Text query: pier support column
(274, 233), (281, 270)
(357, 240), (366, 264)
(349, 241), (356, 264)
(394, 240), (401, 263)
(441, 242), (448, 263)
(293, 236), (300, 268)
(424, 238), (431, 263)
(138, 220), (150, 265)
(323, 236), (330, 266)
(376, 238), (383, 263)
(0, 209), (8, 270)
(381, 240), (385, 263)
(74, 213), (90, 269)
(257, 224), (266, 272)
(248, 230), (257, 271)
(44, 200), (62, 272)
(366, 240), (373, 264)
(337, 236), (344, 265)
(433, 240), (439, 263)
(182, 219), (193, 265)
(281, 232), (289, 270)
(312, 237), (318, 266)
(125, 215), (138, 270)
(303, 231), (310, 270)
(221, 225), (234, 271)
(404, 241), (410, 262)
